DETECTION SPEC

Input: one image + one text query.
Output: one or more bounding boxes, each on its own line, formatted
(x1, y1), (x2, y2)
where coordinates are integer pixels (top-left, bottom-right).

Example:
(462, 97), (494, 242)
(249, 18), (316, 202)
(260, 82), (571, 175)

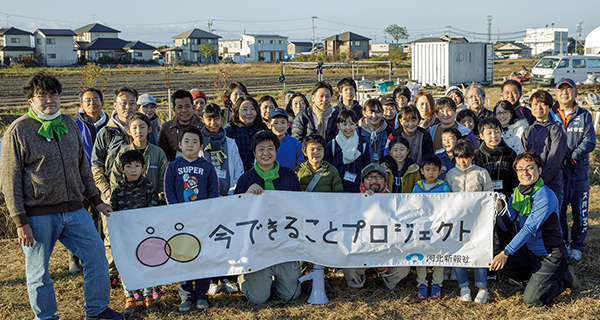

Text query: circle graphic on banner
(136, 237), (169, 267)
(166, 233), (202, 262)
(135, 223), (202, 267)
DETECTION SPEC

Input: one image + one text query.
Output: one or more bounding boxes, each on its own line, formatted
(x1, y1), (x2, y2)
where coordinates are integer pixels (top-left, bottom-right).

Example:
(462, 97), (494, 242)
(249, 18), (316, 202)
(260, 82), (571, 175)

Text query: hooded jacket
(382, 159), (421, 193)
(110, 143), (169, 195)
(549, 103), (596, 172)
(502, 117), (528, 154)
(294, 160), (344, 193)
(334, 100), (362, 119)
(473, 140), (518, 198)
(91, 115), (130, 195)
(157, 115), (203, 162)
(412, 179), (451, 193)
(385, 126), (435, 166)
(428, 121), (478, 153)
(75, 109), (109, 144)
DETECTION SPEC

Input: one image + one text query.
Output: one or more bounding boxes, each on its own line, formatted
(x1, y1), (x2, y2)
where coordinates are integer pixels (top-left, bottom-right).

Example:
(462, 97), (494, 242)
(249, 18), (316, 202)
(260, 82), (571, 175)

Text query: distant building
(288, 41), (314, 55)
(34, 29), (77, 66)
(0, 27), (34, 65)
(323, 31), (370, 59)
(171, 28), (221, 63)
(74, 23), (154, 62)
(494, 41), (531, 58)
(240, 34), (288, 62)
(123, 41), (155, 61)
(219, 39), (242, 59)
(369, 43), (400, 57)
(585, 26), (600, 54)
(520, 28), (569, 56)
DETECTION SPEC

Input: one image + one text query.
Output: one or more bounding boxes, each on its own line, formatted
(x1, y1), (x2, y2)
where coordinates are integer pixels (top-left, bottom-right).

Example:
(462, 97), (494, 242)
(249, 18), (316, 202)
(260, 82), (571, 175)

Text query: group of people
(0, 71), (595, 319)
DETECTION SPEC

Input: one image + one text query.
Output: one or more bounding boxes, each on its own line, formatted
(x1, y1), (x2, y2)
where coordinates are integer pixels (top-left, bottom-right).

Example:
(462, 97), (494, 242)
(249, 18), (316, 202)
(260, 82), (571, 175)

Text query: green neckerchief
(28, 107), (68, 140)
(254, 161), (280, 190)
(512, 178), (544, 216)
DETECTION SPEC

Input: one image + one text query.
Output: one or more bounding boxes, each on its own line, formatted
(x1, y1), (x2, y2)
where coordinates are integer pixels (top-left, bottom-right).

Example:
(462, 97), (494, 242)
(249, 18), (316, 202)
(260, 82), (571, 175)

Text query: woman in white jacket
(493, 100), (528, 154)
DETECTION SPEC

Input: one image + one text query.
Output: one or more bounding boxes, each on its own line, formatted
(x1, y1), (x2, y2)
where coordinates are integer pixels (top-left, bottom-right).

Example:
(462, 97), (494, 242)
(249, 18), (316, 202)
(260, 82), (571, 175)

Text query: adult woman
(225, 96), (268, 171)
(493, 100), (528, 154)
(414, 91), (439, 130)
(221, 82), (249, 123)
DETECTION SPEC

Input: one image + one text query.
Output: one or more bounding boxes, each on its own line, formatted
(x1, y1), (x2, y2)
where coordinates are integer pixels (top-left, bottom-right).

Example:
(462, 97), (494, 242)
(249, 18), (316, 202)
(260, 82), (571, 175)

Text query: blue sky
(2, 0), (598, 46)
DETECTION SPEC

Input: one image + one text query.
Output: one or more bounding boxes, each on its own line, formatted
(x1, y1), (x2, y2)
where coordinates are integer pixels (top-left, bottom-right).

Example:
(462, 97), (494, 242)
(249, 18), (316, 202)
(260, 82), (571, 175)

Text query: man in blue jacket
(491, 151), (580, 306)
(549, 78), (596, 261)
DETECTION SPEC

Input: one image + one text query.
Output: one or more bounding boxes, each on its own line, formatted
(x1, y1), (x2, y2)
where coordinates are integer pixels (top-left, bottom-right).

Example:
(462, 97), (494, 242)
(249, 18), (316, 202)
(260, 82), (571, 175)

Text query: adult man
(158, 89), (203, 162)
(501, 79), (533, 125)
(234, 130), (302, 304)
(549, 78), (596, 261)
(76, 88), (109, 143)
(465, 83), (492, 120)
(0, 72), (122, 320)
(491, 151), (580, 306)
(343, 163), (409, 289)
(292, 81), (340, 143)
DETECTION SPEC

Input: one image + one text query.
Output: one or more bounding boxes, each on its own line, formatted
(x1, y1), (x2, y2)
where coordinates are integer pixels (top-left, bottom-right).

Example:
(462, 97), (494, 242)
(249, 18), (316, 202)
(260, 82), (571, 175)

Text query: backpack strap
(305, 171), (325, 192)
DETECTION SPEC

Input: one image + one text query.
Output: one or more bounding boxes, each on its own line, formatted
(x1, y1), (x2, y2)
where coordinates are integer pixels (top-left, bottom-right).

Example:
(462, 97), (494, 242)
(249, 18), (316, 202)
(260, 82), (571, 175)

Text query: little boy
(386, 105), (435, 166)
(474, 117), (518, 198)
(295, 134), (343, 192)
(324, 110), (371, 193)
(267, 107), (304, 170)
(137, 94), (160, 145)
(444, 140), (493, 303)
(335, 77), (362, 118)
(436, 128), (461, 180)
(110, 150), (163, 314)
(381, 96), (398, 129)
(163, 127), (219, 311)
(358, 98), (393, 163)
(412, 154), (450, 300)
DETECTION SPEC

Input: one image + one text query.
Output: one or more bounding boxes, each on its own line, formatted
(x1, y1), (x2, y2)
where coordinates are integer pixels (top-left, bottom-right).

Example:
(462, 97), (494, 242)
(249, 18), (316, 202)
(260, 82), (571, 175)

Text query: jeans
(23, 208), (110, 320)
(560, 170), (589, 252)
(453, 267), (488, 288)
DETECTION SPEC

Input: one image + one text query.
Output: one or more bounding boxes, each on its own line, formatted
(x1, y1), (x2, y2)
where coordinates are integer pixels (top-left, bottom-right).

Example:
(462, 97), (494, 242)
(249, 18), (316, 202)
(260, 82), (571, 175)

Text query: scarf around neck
(28, 107), (67, 140)
(312, 106), (333, 138)
(335, 131), (361, 164)
(512, 178), (544, 216)
(255, 161), (280, 190)
(202, 127), (230, 195)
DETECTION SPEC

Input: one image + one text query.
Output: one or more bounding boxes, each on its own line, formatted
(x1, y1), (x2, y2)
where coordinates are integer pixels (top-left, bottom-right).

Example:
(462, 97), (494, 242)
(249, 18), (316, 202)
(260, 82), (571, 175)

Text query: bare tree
(384, 24), (409, 45)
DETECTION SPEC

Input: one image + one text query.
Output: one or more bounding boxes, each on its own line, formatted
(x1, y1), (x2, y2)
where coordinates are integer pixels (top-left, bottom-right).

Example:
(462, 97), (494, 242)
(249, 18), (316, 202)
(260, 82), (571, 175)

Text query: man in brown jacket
(0, 72), (123, 320)
(158, 89), (203, 162)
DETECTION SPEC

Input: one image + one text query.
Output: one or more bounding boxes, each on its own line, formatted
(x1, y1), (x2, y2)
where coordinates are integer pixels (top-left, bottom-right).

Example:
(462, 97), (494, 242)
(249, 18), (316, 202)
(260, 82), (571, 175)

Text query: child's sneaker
(152, 291), (163, 300)
(124, 297), (136, 314)
(474, 288), (489, 303)
(196, 299), (209, 309)
(143, 296), (157, 312)
(133, 292), (142, 301)
(178, 301), (192, 312)
(110, 275), (119, 289)
(222, 279), (239, 293)
(430, 284), (442, 299)
(208, 282), (221, 295)
(85, 307), (124, 320)
(418, 284), (428, 300)
(460, 286), (471, 302)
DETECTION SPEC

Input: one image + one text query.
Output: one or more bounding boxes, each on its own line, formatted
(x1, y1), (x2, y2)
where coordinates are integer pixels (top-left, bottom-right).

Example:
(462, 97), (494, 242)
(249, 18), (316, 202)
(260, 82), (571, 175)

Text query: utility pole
(446, 25), (451, 38)
(577, 22), (583, 54)
(487, 15), (492, 43)
(311, 16), (318, 51)
(208, 19), (213, 33)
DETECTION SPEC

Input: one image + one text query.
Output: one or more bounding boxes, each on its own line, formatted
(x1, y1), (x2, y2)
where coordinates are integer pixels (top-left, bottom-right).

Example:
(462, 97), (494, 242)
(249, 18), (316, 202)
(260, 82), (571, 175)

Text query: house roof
(242, 34), (287, 38)
(161, 46), (183, 52)
(412, 36), (469, 44)
(0, 46), (34, 51)
(78, 38), (129, 50)
(172, 28), (221, 39)
(35, 29), (77, 37)
(123, 40), (155, 50)
(323, 31), (371, 42)
(494, 41), (530, 51)
(0, 27), (31, 35)
(289, 41), (313, 46)
(74, 23), (120, 34)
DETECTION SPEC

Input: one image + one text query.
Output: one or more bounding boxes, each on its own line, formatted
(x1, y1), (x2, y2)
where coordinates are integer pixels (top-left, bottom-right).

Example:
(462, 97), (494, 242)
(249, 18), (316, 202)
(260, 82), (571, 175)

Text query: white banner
(107, 191), (497, 290)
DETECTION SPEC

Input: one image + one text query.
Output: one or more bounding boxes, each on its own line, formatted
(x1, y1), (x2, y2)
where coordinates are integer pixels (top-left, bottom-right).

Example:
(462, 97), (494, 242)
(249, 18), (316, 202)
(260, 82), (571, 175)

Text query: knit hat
(445, 86), (463, 98)
(192, 90), (207, 102)
(361, 163), (386, 182)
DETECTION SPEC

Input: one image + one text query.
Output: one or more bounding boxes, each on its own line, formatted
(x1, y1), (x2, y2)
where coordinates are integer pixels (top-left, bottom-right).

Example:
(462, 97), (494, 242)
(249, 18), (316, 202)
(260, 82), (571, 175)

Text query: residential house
(287, 41), (314, 55)
(171, 28), (221, 63)
(0, 27), (34, 65)
(123, 41), (156, 61)
(520, 27), (569, 56)
(493, 41), (531, 59)
(240, 34), (288, 62)
(74, 23), (154, 62)
(219, 39), (242, 59)
(369, 43), (400, 57)
(34, 29), (77, 66)
(323, 32), (371, 59)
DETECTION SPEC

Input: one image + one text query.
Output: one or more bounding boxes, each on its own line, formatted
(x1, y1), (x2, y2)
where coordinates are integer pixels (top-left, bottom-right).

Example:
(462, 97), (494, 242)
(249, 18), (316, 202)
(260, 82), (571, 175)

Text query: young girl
(258, 95), (278, 123)
(225, 96), (268, 171)
(190, 89), (208, 118)
(456, 108), (479, 135)
(324, 110), (371, 193)
(386, 105), (435, 166)
(381, 97), (398, 129)
(493, 100), (528, 153)
(358, 99), (393, 163)
(428, 97), (478, 153)
(221, 82), (249, 123)
(414, 91), (439, 130)
(382, 136), (421, 193)
(285, 92), (309, 132)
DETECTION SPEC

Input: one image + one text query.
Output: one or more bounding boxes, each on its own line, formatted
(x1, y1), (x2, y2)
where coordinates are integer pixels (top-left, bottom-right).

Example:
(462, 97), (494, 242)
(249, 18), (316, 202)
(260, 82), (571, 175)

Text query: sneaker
(124, 297), (136, 314)
(152, 291), (163, 300)
(207, 282), (221, 295)
(418, 284), (428, 300)
(85, 307), (124, 320)
(196, 299), (209, 309)
(110, 275), (119, 289)
(570, 248), (583, 261)
(430, 284), (442, 299)
(460, 286), (471, 302)
(222, 279), (239, 293)
(133, 292), (142, 301)
(178, 301), (192, 312)
(143, 297), (157, 312)
(474, 288), (489, 304)
(568, 265), (582, 293)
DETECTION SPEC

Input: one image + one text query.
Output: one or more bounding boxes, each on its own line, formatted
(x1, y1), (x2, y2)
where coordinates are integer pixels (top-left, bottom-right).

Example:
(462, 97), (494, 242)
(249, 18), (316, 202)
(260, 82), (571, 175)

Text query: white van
(531, 55), (600, 86)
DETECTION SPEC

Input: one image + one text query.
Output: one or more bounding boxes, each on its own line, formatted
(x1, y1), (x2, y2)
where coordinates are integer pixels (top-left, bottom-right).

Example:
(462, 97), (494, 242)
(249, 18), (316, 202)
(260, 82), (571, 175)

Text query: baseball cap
(555, 78), (576, 90)
(268, 107), (288, 119)
(381, 96), (397, 107)
(137, 94), (157, 106)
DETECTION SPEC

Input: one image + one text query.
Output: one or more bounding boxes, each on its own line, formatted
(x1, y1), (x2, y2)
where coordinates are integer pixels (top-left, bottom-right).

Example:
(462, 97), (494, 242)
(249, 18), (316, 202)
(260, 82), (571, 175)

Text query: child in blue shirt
(412, 154), (450, 300)
(163, 127), (219, 311)
(267, 107), (304, 170)
(436, 128), (460, 180)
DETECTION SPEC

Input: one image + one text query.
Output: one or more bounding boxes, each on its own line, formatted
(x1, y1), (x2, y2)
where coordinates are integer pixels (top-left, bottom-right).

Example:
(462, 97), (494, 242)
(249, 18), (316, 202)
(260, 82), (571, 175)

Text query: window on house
(46, 38), (55, 44)
(37, 39), (41, 44)
(354, 41), (360, 46)
(279, 40), (283, 44)
(270, 40), (275, 44)
(135, 52), (143, 57)
(258, 40), (264, 44)
(11, 38), (20, 43)
(247, 41), (251, 46)
(48, 53), (56, 59)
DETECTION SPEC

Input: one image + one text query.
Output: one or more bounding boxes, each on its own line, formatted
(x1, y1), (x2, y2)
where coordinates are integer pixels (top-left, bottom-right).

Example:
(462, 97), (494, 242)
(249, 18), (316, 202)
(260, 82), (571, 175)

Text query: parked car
(531, 54), (600, 85)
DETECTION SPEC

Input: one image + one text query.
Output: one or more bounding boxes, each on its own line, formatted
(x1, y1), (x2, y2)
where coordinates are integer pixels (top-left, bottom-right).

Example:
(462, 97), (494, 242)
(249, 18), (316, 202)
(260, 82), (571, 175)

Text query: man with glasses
(91, 86), (138, 287)
(549, 78), (596, 261)
(491, 151), (580, 306)
(77, 88), (109, 143)
(0, 71), (123, 320)
(465, 83), (492, 120)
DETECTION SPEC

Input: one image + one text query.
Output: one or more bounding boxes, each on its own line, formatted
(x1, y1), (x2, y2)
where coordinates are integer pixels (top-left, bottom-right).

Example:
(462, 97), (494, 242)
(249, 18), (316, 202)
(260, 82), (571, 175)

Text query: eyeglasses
(556, 87), (574, 92)
(35, 94), (60, 101)
(364, 175), (385, 181)
(515, 165), (537, 174)
(83, 98), (101, 104)
(467, 94), (483, 100)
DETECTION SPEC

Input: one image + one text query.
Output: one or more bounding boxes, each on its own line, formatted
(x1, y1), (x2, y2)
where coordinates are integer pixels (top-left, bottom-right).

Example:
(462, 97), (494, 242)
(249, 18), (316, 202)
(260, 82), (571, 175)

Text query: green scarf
(254, 161), (280, 190)
(28, 107), (67, 140)
(512, 178), (544, 216)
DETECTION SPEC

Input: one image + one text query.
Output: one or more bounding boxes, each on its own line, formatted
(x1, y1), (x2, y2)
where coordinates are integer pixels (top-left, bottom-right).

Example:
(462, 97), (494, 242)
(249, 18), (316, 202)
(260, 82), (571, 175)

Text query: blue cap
(268, 107), (288, 119)
(556, 78), (576, 90)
